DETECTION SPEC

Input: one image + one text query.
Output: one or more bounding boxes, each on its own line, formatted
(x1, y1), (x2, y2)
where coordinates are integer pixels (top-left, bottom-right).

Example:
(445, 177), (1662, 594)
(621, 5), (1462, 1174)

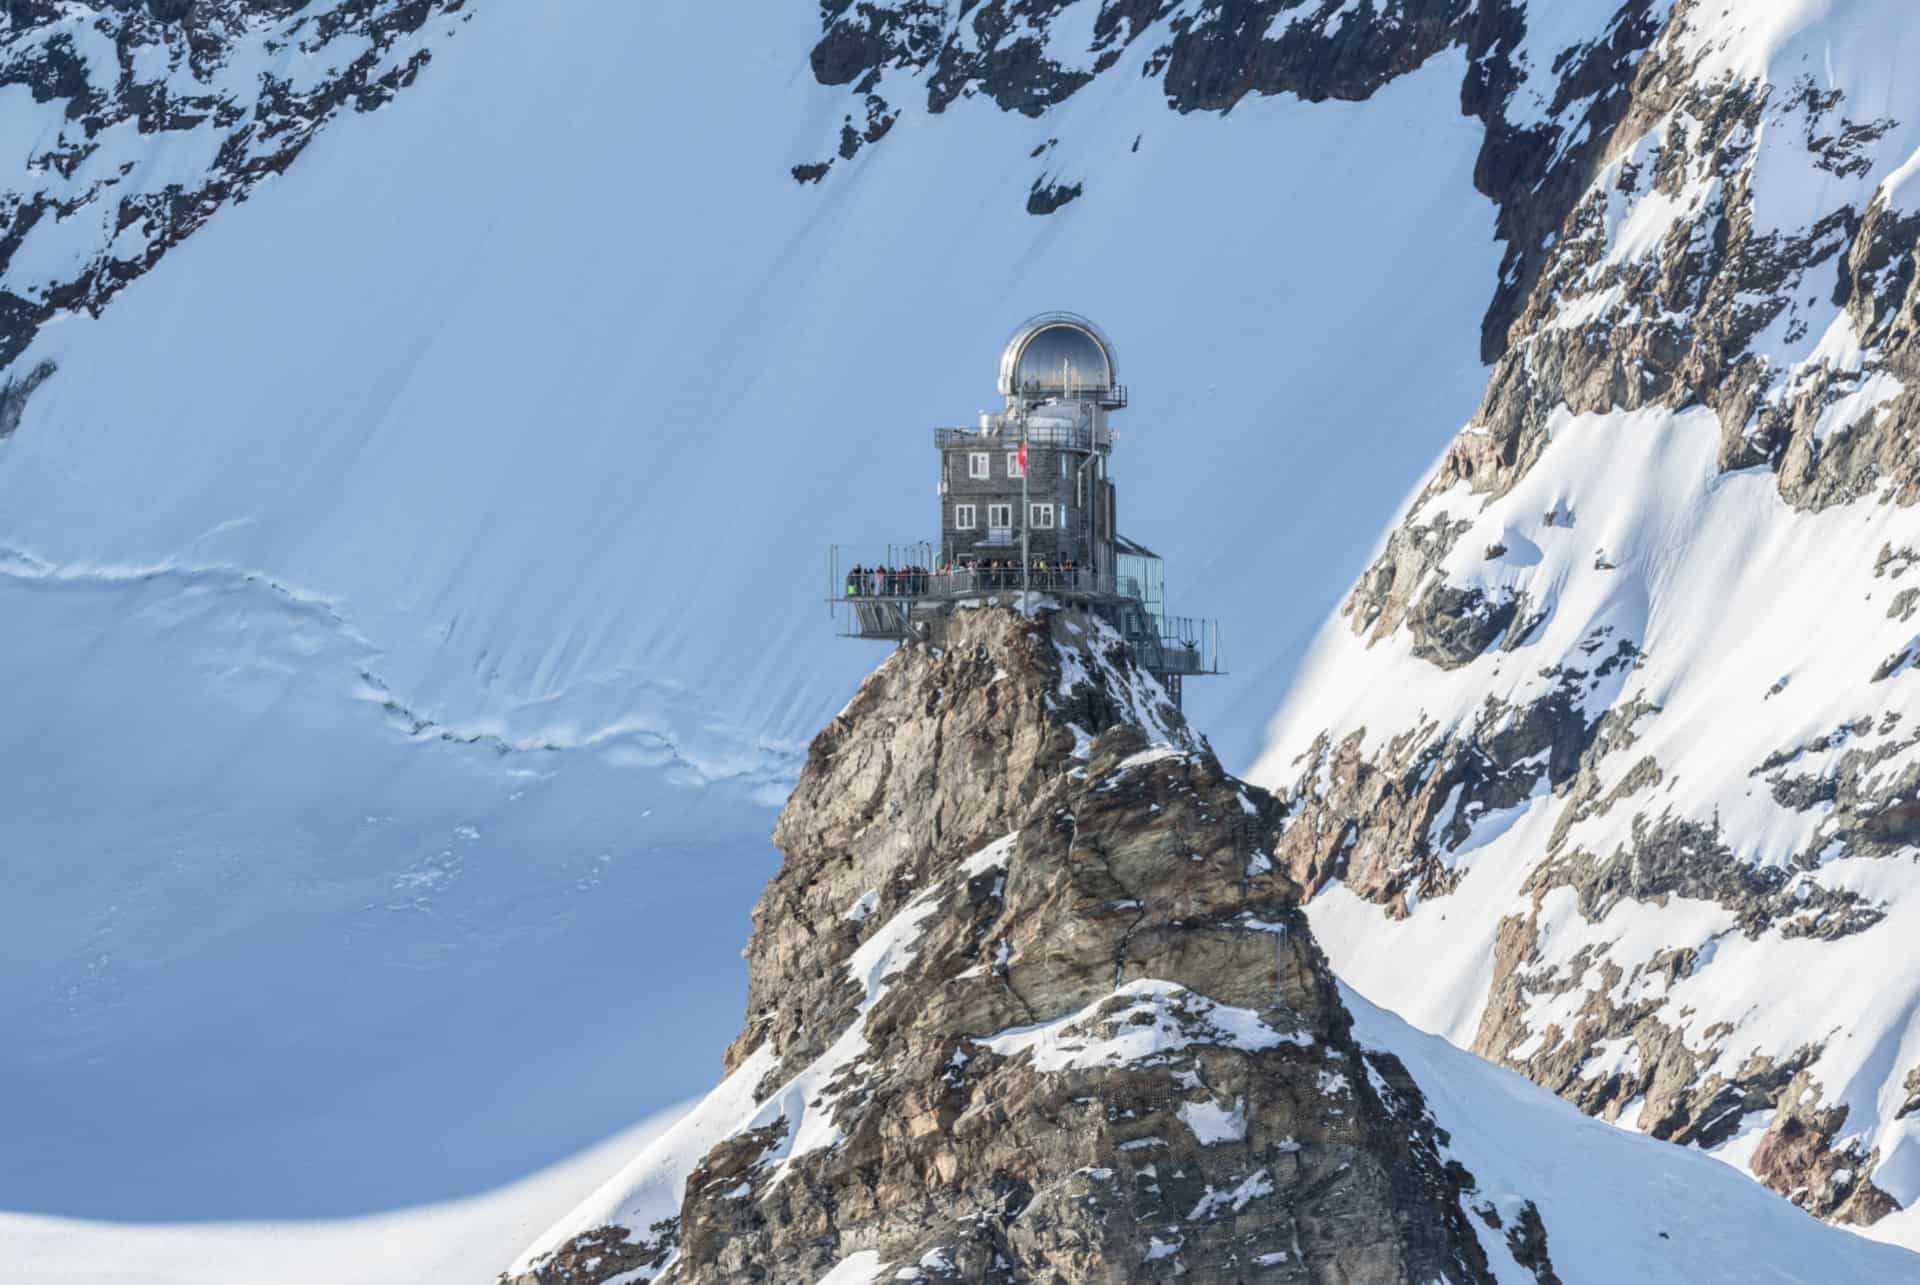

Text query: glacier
(0, 0), (1497, 1277)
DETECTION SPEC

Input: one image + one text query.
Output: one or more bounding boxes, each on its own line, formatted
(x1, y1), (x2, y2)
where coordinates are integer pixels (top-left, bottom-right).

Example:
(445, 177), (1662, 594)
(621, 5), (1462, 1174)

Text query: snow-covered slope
(0, 1101), (690, 1285)
(1253, 0), (1920, 1246)
(1342, 983), (1920, 1284)
(0, 0), (467, 369)
(0, 0), (1502, 1267)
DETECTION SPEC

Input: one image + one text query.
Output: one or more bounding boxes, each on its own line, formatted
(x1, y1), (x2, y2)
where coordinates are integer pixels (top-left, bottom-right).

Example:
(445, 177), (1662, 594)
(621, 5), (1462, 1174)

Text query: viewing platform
(827, 546), (1223, 693)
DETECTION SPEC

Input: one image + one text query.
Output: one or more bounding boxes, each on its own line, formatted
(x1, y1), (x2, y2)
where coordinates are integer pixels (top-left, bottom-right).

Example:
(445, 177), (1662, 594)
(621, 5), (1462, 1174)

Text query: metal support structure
(1019, 421), (1030, 616)
(826, 543), (1222, 708)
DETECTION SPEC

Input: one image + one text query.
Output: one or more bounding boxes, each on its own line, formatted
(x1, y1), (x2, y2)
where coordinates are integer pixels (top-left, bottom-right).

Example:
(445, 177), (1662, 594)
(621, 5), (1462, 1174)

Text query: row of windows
(954, 503), (1060, 531)
(966, 452), (1021, 480)
(964, 452), (1077, 481)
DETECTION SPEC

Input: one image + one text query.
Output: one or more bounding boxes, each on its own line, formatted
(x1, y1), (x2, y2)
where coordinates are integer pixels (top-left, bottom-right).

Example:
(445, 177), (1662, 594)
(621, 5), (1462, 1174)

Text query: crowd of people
(847, 564), (932, 597)
(846, 556), (1090, 598)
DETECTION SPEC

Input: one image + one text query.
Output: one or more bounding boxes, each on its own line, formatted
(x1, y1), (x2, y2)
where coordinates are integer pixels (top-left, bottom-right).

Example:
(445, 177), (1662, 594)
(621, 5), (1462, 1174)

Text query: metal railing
(837, 564), (1118, 599)
(1011, 382), (1128, 409)
(829, 544), (1145, 602)
(933, 423), (1109, 452)
(1150, 615), (1222, 676)
(826, 545), (1221, 677)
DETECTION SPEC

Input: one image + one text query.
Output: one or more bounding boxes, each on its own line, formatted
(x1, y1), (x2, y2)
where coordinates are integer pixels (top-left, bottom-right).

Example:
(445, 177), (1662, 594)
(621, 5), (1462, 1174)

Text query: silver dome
(997, 312), (1121, 405)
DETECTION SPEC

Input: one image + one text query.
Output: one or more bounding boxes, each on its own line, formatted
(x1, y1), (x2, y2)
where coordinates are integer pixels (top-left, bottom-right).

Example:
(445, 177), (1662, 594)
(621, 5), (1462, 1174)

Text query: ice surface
(0, 0), (1498, 1272)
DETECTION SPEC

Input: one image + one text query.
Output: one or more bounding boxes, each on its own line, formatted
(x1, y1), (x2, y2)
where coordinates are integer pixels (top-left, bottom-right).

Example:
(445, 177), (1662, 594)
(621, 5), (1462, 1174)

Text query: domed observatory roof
(997, 313), (1126, 409)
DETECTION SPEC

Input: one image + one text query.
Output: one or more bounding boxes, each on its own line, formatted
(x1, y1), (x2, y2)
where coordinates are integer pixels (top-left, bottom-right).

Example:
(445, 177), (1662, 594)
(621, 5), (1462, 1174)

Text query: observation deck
(827, 545), (1223, 697)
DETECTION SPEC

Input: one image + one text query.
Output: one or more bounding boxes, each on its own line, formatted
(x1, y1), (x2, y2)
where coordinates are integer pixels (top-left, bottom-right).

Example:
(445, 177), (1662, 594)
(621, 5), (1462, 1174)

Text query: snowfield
(0, 1102), (691, 1285)
(1344, 985), (1920, 1284)
(0, 0), (1495, 1276)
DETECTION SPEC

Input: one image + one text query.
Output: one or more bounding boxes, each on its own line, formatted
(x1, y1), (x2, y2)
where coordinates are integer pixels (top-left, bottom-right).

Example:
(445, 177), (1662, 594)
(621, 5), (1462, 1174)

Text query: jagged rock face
(797, 0), (1667, 362)
(0, 0), (467, 371)
(1254, 0), (1920, 1234)
(511, 609), (1539, 1284)
(1419, 0), (1920, 517)
(0, 0), (1664, 392)
(726, 604), (1192, 1087)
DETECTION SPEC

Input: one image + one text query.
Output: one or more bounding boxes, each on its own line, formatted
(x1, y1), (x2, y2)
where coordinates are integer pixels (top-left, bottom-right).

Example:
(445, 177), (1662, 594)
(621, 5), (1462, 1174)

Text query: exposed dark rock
(1755, 719), (1920, 863)
(515, 1220), (679, 1285)
(1408, 584), (1520, 670)
(0, 0), (470, 371)
(0, 356), (53, 438)
(1502, 1201), (1562, 1285)
(1899, 1065), (1920, 1121)
(801, 0), (1667, 372)
(1345, 509), (1474, 643)
(1538, 810), (1883, 939)
(1026, 174), (1083, 215)
(1750, 1068), (1901, 1225)
(1875, 543), (1920, 580)
(1275, 631), (1645, 912)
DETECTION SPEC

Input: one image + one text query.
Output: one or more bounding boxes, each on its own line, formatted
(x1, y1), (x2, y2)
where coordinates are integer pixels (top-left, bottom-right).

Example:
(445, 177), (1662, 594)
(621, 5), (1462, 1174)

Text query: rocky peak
(508, 606), (1540, 1283)
(727, 606), (1196, 1085)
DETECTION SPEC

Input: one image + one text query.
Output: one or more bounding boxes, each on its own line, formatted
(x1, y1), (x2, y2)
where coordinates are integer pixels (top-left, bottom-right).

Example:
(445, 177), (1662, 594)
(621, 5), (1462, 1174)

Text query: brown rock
(508, 608), (1526, 1284)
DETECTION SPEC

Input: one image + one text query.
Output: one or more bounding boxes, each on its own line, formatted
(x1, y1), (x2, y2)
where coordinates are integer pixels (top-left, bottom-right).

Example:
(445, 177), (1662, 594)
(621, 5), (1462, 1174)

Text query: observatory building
(831, 312), (1220, 705)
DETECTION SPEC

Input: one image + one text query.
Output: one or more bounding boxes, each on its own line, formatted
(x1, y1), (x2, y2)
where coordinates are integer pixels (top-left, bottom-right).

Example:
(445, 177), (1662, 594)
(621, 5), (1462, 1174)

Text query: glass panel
(1116, 552), (1167, 637)
(1015, 323), (1111, 396)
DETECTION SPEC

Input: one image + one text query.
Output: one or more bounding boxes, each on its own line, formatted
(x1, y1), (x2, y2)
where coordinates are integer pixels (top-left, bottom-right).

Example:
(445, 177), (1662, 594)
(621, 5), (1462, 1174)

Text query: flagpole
(1020, 420), (1030, 616)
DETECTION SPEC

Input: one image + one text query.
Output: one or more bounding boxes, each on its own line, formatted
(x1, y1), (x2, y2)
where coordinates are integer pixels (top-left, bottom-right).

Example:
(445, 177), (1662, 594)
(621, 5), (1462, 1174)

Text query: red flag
(1017, 440), (1027, 474)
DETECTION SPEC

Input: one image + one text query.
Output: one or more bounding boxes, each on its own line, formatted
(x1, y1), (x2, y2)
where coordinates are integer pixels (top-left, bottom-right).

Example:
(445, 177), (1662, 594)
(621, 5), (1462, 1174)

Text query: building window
(955, 503), (976, 530)
(988, 503), (1012, 531)
(968, 452), (989, 480)
(1031, 503), (1055, 529)
(1060, 456), (1069, 478)
(1006, 451), (1024, 479)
